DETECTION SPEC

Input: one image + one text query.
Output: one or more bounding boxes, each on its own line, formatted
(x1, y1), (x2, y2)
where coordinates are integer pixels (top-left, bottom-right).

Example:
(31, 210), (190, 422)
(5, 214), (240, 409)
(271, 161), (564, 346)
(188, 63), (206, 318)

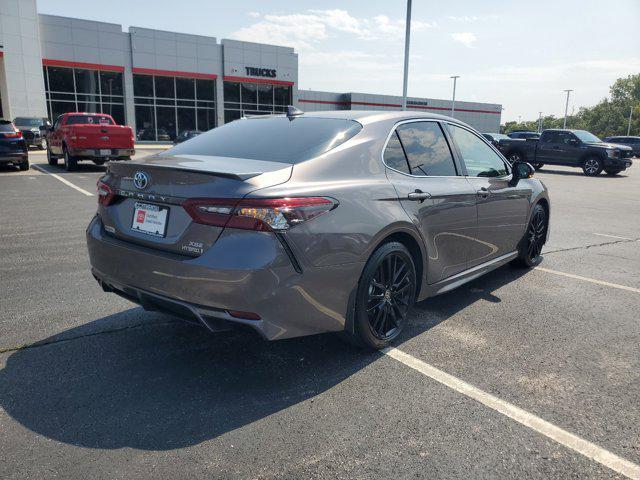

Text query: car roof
(250, 109), (464, 127)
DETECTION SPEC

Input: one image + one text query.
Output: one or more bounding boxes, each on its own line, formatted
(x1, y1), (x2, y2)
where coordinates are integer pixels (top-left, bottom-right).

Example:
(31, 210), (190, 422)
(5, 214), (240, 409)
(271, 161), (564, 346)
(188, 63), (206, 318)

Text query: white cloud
(451, 32), (477, 48)
(230, 9), (436, 50)
(248, 11), (260, 18)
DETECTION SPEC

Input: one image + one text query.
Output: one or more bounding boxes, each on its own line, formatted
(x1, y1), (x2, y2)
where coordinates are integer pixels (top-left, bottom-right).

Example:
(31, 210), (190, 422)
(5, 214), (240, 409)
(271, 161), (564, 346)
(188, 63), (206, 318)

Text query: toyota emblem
(133, 172), (149, 190)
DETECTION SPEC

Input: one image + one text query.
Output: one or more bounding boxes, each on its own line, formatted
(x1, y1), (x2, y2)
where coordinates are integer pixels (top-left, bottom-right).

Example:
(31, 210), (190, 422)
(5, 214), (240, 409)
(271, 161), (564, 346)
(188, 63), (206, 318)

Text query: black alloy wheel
(513, 204), (547, 268)
(351, 242), (416, 349)
(508, 152), (522, 164)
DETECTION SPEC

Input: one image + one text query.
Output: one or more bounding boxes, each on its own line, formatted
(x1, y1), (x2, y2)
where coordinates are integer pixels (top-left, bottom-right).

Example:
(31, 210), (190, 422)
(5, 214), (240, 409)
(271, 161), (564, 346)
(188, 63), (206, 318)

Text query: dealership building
(0, 0), (502, 141)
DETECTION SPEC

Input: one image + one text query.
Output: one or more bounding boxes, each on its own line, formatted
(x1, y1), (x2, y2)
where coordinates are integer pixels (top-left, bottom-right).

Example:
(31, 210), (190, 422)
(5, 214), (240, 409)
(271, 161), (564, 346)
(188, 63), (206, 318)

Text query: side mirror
(510, 161), (535, 186)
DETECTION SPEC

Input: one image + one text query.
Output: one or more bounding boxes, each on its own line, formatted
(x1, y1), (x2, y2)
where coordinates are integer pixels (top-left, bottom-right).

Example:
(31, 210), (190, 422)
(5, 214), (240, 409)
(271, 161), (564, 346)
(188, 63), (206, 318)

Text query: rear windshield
(14, 117), (44, 127)
(66, 115), (114, 126)
(0, 122), (15, 132)
(164, 116), (362, 163)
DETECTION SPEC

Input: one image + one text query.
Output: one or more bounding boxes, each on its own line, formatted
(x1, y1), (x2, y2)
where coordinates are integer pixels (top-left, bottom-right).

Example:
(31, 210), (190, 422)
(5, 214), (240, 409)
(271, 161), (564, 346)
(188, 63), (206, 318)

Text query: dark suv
(0, 120), (29, 170)
(603, 136), (640, 158)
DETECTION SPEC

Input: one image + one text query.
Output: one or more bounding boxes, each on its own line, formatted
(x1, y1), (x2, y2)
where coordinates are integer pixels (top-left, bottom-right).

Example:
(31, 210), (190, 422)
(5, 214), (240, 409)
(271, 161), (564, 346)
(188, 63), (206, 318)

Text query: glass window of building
(223, 81), (291, 123)
(44, 65), (125, 125)
(133, 74), (217, 141)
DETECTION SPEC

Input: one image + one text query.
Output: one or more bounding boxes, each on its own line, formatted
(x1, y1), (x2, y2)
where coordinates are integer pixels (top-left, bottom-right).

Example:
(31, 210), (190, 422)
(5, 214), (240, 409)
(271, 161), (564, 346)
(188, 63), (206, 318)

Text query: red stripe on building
(43, 59), (124, 72)
(224, 75), (294, 86)
(299, 98), (500, 115)
(132, 67), (217, 79)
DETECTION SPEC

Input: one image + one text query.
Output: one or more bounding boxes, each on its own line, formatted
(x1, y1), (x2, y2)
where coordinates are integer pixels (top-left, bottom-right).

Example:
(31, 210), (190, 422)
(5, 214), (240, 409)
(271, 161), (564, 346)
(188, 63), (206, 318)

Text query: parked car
(500, 129), (634, 175)
(87, 110), (550, 350)
(0, 120), (29, 171)
(174, 130), (202, 144)
(603, 136), (640, 158)
(45, 112), (135, 171)
(482, 132), (510, 151)
(13, 117), (50, 150)
(507, 131), (540, 140)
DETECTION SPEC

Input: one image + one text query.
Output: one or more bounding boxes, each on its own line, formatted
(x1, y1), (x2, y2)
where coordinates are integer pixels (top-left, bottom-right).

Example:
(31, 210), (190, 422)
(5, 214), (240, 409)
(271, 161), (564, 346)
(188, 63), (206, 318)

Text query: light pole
(401, 0), (412, 110)
(627, 106), (633, 135)
(563, 89), (573, 129)
(538, 111), (543, 133)
(450, 75), (460, 117)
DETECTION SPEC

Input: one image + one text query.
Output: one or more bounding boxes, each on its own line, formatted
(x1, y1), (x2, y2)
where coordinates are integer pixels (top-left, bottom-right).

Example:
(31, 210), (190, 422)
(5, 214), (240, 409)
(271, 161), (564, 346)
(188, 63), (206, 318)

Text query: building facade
(0, 0), (501, 140)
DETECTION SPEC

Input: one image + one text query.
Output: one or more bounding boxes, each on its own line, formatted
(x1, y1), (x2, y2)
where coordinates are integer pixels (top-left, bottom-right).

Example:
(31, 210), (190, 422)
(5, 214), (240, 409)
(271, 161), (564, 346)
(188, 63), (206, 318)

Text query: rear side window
(66, 115), (114, 125)
(447, 124), (508, 178)
(165, 116), (362, 163)
(383, 131), (410, 174)
(0, 122), (15, 132)
(394, 121), (457, 176)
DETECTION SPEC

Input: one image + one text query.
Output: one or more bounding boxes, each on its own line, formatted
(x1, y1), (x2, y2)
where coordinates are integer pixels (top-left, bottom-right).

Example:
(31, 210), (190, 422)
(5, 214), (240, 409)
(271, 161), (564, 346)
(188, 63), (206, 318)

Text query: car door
(49, 116), (63, 155)
(446, 123), (530, 268)
(536, 131), (562, 164)
(383, 120), (478, 284)
(554, 131), (582, 166)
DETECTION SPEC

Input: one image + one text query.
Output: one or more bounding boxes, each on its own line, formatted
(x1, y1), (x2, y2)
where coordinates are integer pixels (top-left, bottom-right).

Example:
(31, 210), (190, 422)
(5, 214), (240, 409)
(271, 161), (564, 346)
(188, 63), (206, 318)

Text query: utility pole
(538, 111), (543, 133)
(450, 75), (460, 117)
(628, 106), (633, 136)
(563, 89), (573, 129)
(401, 0), (412, 110)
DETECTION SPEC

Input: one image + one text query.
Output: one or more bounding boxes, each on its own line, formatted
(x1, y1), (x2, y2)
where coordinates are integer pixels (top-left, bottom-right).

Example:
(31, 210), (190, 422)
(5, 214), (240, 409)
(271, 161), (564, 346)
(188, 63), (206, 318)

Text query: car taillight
(97, 180), (115, 206)
(3, 131), (22, 139)
(183, 197), (338, 231)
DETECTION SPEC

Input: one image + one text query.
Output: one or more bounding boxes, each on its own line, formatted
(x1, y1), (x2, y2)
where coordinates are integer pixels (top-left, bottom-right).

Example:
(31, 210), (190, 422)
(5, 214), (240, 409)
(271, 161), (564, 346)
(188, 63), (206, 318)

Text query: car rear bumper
(86, 215), (361, 340)
(70, 148), (135, 158)
(0, 152), (28, 164)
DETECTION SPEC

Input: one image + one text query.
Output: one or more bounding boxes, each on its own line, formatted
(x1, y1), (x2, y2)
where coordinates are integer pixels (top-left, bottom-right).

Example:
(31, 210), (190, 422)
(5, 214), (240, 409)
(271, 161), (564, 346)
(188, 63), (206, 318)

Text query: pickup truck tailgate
(71, 125), (133, 149)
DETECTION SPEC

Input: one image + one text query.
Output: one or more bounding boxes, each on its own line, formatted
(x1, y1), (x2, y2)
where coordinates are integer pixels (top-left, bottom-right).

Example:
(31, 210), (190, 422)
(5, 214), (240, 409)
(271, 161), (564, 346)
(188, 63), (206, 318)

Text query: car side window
(383, 131), (410, 174)
(556, 132), (574, 145)
(394, 122), (457, 176)
(540, 132), (556, 143)
(447, 124), (508, 178)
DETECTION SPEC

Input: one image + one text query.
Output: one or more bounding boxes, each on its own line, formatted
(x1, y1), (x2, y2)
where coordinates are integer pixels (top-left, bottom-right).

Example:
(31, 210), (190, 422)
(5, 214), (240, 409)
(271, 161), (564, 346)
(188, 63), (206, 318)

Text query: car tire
(507, 152), (524, 164)
(512, 203), (547, 268)
(39, 138), (47, 150)
(18, 159), (30, 171)
(532, 162), (544, 170)
(349, 242), (417, 350)
(582, 156), (603, 176)
(604, 169), (622, 176)
(46, 146), (58, 166)
(63, 145), (77, 171)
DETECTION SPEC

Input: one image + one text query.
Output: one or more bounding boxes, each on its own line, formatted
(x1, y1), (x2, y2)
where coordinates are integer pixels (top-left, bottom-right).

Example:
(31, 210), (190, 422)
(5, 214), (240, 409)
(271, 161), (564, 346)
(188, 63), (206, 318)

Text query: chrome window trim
(443, 121), (513, 179)
(380, 118), (463, 179)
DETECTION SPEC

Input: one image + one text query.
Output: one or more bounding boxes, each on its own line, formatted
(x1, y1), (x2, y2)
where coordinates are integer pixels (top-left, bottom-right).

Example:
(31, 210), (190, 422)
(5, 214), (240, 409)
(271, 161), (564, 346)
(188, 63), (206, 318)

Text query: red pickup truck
(46, 112), (135, 171)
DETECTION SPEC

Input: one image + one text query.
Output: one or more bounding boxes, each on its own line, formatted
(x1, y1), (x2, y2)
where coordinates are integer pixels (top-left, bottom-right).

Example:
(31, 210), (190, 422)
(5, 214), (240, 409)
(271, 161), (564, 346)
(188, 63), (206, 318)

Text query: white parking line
(32, 164), (94, 196)
(593, 233), (634, 241)
(535, 267), (640, 294)
(383, 347), (640, 479)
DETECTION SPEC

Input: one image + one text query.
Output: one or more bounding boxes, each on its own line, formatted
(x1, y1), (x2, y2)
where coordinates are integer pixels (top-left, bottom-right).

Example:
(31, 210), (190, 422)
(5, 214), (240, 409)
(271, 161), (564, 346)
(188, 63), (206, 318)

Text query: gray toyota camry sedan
(87, 110), (549, 349)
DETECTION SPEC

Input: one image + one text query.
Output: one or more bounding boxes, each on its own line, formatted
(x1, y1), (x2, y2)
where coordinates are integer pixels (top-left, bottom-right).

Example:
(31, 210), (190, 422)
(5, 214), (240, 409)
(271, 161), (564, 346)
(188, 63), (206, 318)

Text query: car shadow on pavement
(538, 168), (629, 177)
(0, 264), (529, 451)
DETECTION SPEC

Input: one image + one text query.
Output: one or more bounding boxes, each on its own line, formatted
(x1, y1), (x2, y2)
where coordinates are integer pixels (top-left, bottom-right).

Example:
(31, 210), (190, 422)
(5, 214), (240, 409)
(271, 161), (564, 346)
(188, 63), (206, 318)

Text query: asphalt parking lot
(1, 152), (638, 479)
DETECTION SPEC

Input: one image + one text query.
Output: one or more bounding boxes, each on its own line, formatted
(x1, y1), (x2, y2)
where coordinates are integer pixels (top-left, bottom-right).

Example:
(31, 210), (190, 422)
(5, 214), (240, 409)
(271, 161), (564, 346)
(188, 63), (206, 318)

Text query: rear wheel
(582, 157), (603, 176)
(46, 146), (58, 166)
(18, 158), (29, 171)
(604, 169), (623, 176)
(63, 145), (77, 171)
(350, 242), (417, 350)
(513, 204), (547, 268)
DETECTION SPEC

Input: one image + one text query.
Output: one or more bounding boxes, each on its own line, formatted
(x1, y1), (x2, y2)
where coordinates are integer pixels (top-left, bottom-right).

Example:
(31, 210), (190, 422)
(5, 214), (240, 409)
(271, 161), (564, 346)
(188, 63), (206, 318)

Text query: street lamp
(538, 111), (543, 133)
(563, 89), (573, 129)
(401, 0), (412, 110)
(628, 106), (633, 136)
(450, 75), (460, 117)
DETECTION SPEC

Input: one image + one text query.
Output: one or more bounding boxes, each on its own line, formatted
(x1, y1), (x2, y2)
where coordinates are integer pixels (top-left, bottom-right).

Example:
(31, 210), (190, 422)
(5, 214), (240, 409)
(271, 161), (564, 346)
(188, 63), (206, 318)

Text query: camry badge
(133, 172), (149, 190)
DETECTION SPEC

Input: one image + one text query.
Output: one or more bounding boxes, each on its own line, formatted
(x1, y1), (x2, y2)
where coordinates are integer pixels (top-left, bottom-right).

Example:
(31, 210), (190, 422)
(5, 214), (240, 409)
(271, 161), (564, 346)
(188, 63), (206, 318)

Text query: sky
(36, 0), (640, 122)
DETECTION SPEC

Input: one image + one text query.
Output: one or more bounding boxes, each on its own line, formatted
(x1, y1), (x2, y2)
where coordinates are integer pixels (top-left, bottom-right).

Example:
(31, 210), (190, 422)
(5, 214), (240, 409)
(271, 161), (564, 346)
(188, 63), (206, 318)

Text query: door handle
(407, 189), (431, 201)
(477, 187), (491, 198)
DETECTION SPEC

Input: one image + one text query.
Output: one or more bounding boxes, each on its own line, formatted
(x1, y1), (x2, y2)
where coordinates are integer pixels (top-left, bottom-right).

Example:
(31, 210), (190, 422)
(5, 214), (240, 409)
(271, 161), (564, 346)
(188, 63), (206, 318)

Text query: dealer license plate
(131, 202), (169, 237)
(99, 149), (111, 156)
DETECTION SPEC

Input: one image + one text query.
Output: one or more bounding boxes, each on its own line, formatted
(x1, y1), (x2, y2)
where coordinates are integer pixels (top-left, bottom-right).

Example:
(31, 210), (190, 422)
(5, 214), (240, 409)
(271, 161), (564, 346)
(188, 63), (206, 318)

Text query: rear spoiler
(113, 161), (263, 181)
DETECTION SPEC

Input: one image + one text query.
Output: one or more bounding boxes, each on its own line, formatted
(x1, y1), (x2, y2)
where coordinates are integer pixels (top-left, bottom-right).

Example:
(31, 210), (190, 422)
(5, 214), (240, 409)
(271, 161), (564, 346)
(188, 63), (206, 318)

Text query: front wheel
(582, 157), (603, 176)
(512, 204), (547, 268)
(350, 242), (417, 350)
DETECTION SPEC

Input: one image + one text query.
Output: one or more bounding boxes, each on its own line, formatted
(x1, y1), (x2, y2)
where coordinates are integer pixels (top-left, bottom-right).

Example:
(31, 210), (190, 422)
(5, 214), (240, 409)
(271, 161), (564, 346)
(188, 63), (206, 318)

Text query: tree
(502, 73), (640, 137)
